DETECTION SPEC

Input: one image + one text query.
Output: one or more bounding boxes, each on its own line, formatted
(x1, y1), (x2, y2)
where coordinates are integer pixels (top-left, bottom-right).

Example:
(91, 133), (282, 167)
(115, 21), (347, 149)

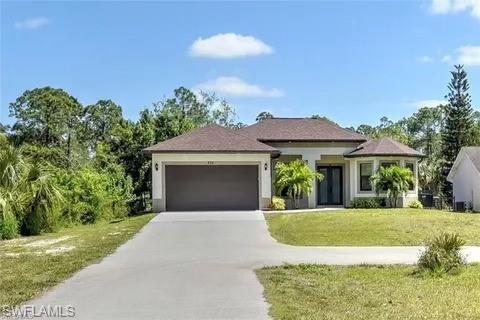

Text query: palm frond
(274, 159), (324, 208)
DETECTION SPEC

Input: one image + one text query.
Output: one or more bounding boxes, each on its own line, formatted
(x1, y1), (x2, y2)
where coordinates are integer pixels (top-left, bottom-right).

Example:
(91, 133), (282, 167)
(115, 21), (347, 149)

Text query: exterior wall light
(155, 163), (159, 171)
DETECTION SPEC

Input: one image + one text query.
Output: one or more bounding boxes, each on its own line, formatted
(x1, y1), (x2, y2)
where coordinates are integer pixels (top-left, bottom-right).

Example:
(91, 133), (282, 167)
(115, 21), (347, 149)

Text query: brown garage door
(165, 165), (259, 211)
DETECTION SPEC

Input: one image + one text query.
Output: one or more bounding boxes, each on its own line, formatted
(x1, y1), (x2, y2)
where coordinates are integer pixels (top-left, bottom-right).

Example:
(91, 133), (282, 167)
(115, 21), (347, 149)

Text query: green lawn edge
(264, 208), (480, 246)
(256, 263), (480, 320)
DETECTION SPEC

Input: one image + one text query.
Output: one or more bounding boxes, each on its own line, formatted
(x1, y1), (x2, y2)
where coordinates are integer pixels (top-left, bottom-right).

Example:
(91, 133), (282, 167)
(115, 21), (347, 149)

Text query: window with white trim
(405, 162), (415, 191)
(359, 162), (373, 191)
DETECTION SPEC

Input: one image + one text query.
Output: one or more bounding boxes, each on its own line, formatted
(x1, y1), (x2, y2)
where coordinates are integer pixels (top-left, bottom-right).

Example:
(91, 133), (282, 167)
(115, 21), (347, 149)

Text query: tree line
(257, 65), (478, 201)
(351, 65), (478, 201)
(0, 87), (243, 239)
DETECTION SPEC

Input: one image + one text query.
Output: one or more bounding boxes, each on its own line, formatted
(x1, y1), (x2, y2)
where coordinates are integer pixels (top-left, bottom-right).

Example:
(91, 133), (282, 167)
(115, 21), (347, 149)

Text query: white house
(144, 118), (424, 212)
(447, 147), (480, 212)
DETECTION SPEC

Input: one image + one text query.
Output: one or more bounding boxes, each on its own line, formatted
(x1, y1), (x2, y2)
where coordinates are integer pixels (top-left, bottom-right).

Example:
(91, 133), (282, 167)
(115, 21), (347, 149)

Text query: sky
(1, 0), (479, 128)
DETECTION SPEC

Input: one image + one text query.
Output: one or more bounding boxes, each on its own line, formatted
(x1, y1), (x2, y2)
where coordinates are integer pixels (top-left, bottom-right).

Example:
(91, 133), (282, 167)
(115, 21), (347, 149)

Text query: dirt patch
(23, 236), (75, 248)
(45, 246), (76, 255)
(3, 253), (21, 257)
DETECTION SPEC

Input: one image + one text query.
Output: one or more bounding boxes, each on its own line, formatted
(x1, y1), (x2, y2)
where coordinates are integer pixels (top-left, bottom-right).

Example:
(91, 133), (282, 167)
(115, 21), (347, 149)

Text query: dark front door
(317, 166), (343, 205)
(165, 165), (259, 211)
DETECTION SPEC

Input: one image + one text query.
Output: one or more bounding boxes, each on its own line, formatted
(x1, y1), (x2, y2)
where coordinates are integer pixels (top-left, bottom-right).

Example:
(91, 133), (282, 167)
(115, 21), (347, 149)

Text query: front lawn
(0, 213), (155, 306)
(265, 209), (480, 246)
(257, 264), (480, 320)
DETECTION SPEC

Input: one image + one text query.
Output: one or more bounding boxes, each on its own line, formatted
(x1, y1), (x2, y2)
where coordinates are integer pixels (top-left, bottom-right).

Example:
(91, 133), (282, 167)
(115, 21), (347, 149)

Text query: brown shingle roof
(237, 118), (367, 142)
(143, 124), (279, 153)
(344, 137), (425, 158)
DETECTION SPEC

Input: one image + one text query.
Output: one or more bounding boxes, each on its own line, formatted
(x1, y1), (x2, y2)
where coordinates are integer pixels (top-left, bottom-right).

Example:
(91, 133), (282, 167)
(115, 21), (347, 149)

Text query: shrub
(55, 166), (132, 224)
(350, 197), (383, 209)
(418, 233), (466, 275)
(408, 199), (423, 209)
(269, 196), (286, 210)
(0, 211), (18, 240)
(0, 133), (133, 237)
(56, 168), (109, 224)
(370, 165), (414, 207)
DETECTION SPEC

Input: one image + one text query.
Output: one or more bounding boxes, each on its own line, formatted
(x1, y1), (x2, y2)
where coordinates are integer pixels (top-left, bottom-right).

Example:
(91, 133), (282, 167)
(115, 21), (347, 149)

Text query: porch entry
(317, 166), (343, 205)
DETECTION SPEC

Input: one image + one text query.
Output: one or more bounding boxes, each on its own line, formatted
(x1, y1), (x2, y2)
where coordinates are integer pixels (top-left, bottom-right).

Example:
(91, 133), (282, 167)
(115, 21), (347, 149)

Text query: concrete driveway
(29, 211), (480, 320)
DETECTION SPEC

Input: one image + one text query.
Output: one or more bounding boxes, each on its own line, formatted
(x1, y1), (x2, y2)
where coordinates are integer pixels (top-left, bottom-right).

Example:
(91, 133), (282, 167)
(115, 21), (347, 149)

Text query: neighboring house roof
(237, 118), (367, 142)
(447, 146), (480, 181)
(143, 124), (279, 154)
(462, 147), (480, 173)
(344, 137), (425, 158)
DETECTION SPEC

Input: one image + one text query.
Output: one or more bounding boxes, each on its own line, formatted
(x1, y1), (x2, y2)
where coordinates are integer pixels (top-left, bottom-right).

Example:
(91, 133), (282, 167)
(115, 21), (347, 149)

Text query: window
(405, 162), (415, 190)
(359, 162), (373, 191)
(377, 161), (400, 193)
(380, 161), (399, 168)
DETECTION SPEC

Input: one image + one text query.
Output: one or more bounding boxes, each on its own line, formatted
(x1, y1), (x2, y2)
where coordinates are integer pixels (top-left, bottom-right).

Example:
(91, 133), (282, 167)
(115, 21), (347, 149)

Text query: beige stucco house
(144, 118), (424, 212)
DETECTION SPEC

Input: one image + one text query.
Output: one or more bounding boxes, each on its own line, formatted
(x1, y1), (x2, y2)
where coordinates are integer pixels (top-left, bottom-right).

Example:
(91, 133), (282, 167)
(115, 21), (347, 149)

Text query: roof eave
(142, 149), (280, 155)
(258, 138), (368, 143)
(344, 153), (426, 158)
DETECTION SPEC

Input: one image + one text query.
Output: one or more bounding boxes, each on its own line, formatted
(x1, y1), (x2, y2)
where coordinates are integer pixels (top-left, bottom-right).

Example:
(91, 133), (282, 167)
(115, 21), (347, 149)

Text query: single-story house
(447, 146), (480, 212)
(143, 118), (424, 212)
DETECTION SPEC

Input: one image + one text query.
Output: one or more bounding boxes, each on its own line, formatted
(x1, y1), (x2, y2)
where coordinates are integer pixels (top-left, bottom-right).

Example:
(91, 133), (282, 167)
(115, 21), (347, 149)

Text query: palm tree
(0, 145), (25, 189)
(20, 165), (63, 235)
(0, 144), (63, 238)
(275, 159), (323, 209)
(0, 145), (25, 239)
(418, 159), (441, 194)
(370, 165), (413, 207)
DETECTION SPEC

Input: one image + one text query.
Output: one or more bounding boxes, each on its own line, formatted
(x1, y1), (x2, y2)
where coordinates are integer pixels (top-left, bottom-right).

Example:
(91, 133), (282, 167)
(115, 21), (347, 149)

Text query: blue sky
(1, 1), (479, 128)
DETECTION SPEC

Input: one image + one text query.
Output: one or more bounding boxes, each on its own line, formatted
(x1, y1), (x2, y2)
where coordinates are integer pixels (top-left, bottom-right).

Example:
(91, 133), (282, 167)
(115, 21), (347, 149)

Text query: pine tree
(441, 65), (474, 201)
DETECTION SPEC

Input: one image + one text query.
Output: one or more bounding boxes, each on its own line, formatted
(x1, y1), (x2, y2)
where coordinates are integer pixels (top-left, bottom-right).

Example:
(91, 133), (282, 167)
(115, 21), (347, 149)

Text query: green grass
(265, 209), (480, 246)
(257, 264), (480, 320)
(0, 213), (155, 306)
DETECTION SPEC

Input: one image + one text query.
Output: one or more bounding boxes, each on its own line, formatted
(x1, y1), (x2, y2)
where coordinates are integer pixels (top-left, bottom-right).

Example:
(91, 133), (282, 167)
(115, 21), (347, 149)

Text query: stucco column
(349, 159), (356, 204)
(305, 156), (318, 208)
(151, 154), (164, 212)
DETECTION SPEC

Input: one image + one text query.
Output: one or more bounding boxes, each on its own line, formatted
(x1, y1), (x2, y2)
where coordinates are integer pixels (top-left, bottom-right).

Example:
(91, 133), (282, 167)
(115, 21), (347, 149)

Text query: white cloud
(189, 33), (273, 58)
(412, 99), (448, 108)
(431, 0), (450, 13)
(458, 45), (480, 65)
(195, 77), (284, 98)
(418, 46), (480, 66)
(418, 55), (435, 63)
(430, 0), (480, 19)
(14, 17), (49, 30)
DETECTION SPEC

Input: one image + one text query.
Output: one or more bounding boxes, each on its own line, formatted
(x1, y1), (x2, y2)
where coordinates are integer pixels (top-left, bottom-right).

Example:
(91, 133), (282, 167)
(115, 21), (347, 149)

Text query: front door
(317, 166), (343, 205)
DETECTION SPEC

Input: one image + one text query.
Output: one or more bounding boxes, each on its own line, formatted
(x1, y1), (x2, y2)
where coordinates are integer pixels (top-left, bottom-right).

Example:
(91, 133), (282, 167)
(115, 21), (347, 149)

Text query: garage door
(165, 165), (259, 211)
